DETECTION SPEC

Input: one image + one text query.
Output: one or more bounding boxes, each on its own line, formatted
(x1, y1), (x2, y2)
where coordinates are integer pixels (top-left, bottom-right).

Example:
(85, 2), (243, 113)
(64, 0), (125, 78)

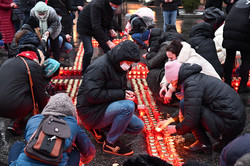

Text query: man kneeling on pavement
(77, 40), (145, 156)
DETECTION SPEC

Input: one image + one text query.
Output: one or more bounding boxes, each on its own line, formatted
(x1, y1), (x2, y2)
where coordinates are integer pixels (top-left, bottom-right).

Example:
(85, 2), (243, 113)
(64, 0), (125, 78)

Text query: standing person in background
(160, 0), (179, 32)
(77, 0), (123, 74)
(223, 0), (250, 93)
(12, 0), (24, 32)
(205, 0), (223, 10)
(47, 0), (83, 36)
(224, 0), (238, 14)
(0, 0), (17, 53)
(30, 1), (62, 62)
(77, 40), (145, 156)
(18, 0), (36, 24)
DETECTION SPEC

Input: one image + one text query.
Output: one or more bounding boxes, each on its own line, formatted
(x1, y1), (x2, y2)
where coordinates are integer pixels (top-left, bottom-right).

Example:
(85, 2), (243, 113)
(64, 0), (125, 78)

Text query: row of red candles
(131, 77), (184, 166)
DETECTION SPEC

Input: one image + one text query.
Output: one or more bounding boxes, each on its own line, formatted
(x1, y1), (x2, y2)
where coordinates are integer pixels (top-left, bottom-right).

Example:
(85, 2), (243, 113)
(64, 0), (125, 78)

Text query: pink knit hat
(165, 60), (182, 83)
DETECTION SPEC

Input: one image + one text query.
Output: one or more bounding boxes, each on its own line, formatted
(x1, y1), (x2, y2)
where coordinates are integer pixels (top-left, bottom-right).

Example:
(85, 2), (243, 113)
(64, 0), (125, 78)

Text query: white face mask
(111, 6), (117, 10)
(120, 62), (130, 71)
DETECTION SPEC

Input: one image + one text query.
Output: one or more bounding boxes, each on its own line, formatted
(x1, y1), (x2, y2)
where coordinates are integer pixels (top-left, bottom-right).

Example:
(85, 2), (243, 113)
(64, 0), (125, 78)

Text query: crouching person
(156, 61), (246, 154)
(77, 40), (145, 156)
(8, 93), (96, 166)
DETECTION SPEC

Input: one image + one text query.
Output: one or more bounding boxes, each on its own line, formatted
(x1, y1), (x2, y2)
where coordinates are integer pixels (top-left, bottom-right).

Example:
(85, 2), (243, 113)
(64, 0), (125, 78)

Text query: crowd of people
(0, 0), (249, 165)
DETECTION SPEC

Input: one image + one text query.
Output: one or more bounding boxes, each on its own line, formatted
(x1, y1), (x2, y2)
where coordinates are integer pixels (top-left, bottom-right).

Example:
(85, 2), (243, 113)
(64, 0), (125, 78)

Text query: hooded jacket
(30, 4), (62, 40)
(175, 63), (246, 140)
(223, 0), (250, 52)
(77, 0), (114, 46)
(10, 93), (96, 166)
(77, 40), (140, 129)
(188, 22), (223, 77)
(0, 37), (48, 117)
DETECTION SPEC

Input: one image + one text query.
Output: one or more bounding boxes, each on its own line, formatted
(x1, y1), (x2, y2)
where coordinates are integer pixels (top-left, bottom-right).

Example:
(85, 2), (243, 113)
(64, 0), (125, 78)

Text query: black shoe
(89, 129), (106, 143)
(183, 141), (212, 154)
(7, 117), (28, 136)
(238, 86), (250, 93)
(103, 140), (134, 156)
(213, 142), (227, 153)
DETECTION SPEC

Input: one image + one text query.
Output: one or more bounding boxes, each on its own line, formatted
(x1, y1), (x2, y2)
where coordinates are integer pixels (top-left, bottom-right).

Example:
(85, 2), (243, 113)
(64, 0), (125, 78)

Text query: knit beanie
(109, 0), (123, 5)
(165, 60), (182, 83)
(42, 58), (60, 78)
(41, 93), (77, 119)
(26, 16), (39, 29)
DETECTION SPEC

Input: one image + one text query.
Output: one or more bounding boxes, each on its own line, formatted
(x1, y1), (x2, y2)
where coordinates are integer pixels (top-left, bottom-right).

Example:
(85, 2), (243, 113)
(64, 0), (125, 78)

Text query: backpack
(24, 115), (71, 165)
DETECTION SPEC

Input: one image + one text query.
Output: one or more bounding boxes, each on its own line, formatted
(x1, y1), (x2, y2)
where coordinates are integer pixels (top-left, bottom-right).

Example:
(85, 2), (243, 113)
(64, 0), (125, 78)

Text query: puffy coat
(188, 22), (223, 77)
(147, 28), (162, 53)
(0, 56), (48, 116)
(129, 14), (147, 35)
(220, 134), (250, 166)
(0, 0), (15, 43)
(223, 0), (250, 52)
(77, 40), (140, 129)
(30, 5), (62, 40)
(77, 0), (114, 47)
(47, 0), (78, 34)
(175, 63), (246, 141)
(18, 0), (37, 13)
(10, 114), (96, 166)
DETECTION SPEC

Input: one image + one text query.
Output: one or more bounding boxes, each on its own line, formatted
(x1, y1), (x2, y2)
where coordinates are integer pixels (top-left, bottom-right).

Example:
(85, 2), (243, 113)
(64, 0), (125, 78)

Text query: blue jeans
(8, 141), (81, 166)
(48, 36), (73, 53)
(94, 100), (145, 144)
(131, 30), (150, 46)
(163, 10), (177, 32)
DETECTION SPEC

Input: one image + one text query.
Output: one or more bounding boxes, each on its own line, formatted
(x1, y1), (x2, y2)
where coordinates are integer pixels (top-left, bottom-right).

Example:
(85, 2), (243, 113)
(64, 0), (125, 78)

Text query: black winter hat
(26, 16), (39, 29)
(109, 0), (123, 5)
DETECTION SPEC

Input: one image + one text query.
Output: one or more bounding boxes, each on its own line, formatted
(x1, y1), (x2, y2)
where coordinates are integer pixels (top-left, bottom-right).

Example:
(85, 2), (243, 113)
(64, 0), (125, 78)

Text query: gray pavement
(0, 3), (249, 166)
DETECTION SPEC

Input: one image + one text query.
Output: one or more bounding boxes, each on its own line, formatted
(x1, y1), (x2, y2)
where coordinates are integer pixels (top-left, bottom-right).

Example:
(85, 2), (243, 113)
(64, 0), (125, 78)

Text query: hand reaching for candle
(156, 117), (175, 131)
(167, 125), (176, 134)
(125, 90), (135, 101)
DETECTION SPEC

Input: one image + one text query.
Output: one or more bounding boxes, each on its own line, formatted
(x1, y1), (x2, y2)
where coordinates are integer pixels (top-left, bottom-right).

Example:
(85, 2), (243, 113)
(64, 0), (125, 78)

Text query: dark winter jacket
(18, 0), (37, 13)
(9, 24), (44, 58)
(175, 63), (245, 141)
(223, 0), (250, 52)
(220, 134), (250, 166)
(160, 0), (179, 11)
(188, 22), (223, 77)
(158, 24), (186, 44)
(0, 56), (48, 116)
(205, 0), (223, 10)
(148, 28), (163, 53)
(47, 0), (78, 34)
(129, 14), (147, 35)
(76, 40), (140, 129)
(77, 0), (114, 49)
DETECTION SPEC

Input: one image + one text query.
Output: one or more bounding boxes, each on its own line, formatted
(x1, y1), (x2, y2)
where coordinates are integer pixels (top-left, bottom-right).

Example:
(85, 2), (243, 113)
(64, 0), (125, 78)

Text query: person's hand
(44, 31), (50, 37)
(142, 53), (147, 59)
(125, 90), (135, 101)
(167, 125), (176, 134)
(230, 0), (234, 3)
(159, 85), (167, 98)
(65, 34), (72, 42)
(109, 29), (117, 38)
(106, 40), (116, 49)
(156, 117), (175, 131)
(10, 2), (17, 8)
(77, 6), (83, 10)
